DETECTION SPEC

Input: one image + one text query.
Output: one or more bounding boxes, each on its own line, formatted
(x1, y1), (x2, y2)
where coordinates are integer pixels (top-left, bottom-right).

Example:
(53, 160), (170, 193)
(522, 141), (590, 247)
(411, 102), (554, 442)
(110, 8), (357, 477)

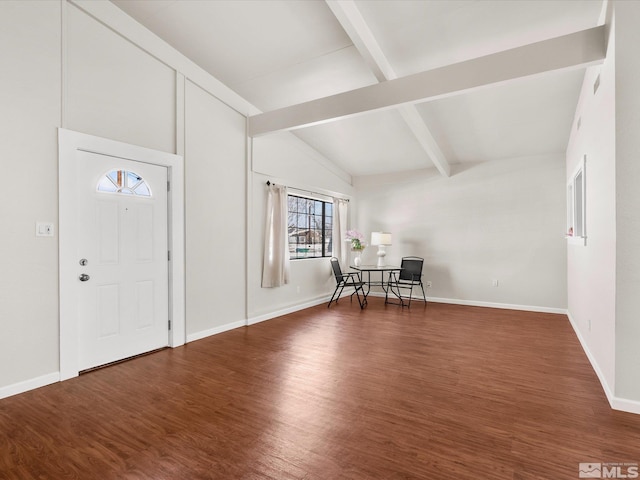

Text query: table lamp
(370, 232), (392, 267)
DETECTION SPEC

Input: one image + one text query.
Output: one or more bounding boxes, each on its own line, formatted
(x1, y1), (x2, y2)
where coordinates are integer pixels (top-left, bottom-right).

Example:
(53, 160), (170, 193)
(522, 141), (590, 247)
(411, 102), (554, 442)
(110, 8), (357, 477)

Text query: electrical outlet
(296, 286), (301, 294)
(426, 281), (432, 288)
(492, 279), (499, 287)
(588, 317), (591, 331)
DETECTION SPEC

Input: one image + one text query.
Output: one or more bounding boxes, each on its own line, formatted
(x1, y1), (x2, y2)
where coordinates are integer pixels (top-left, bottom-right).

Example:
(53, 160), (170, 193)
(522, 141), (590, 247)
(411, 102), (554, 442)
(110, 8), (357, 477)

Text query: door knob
(79, 273), (90, 282)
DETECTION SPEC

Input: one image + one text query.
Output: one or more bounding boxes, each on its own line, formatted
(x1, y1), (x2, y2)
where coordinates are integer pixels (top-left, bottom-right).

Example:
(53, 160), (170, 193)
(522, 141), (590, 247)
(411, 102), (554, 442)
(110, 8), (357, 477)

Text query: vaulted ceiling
(112, 0), (605, 177)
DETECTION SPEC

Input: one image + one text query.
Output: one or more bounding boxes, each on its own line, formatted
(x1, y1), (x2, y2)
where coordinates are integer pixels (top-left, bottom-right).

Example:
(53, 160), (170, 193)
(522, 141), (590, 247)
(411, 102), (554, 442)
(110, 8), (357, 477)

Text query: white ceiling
(112, 0), (604, 177)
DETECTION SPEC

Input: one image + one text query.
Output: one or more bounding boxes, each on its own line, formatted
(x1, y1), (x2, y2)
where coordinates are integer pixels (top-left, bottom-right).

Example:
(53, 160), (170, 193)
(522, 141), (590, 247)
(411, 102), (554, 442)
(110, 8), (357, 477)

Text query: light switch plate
(36, 222), (54, 237)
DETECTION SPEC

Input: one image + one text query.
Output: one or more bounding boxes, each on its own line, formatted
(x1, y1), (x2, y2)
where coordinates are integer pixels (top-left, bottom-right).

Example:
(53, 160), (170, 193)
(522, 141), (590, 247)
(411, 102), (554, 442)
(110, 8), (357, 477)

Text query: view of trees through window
(288, 194), (332, 259)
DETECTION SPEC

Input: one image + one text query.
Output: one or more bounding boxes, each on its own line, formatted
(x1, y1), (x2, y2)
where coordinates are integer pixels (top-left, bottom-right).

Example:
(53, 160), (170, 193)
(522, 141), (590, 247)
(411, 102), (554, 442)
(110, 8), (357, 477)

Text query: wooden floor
(1, 299), (640, 479)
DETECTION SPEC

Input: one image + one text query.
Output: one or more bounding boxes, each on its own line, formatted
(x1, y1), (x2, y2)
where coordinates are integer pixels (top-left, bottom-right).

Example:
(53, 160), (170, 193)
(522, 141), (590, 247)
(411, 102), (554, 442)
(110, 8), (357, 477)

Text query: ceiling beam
(248, 25), (606, 140)
(326, 0), (388, 82)
(326, 0), (451, 176)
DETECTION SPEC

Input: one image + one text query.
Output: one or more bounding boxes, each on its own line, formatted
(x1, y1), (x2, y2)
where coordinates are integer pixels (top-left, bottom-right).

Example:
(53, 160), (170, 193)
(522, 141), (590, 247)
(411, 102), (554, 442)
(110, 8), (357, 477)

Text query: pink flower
(345, 230), (364, 242)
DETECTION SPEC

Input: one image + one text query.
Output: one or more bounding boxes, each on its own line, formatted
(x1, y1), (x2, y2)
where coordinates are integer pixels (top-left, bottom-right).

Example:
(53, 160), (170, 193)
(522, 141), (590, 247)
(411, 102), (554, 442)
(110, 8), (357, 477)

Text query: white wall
(0, 1), (61, 388)
(65, 2), (176, 154)
(614, 1), (640, 402)
(184, 80), (247, 338)
(566, 2), (640, 412)
(565, 8), (616, 398)
(248, 133), (355, 320)
(354, 155), (567, 311)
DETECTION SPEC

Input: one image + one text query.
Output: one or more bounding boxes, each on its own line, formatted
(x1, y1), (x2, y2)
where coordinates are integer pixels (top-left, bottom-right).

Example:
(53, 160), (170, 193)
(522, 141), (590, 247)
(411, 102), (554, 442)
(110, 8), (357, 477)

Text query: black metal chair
(328, 257), (367, 309)
(387, 256), (427, 308)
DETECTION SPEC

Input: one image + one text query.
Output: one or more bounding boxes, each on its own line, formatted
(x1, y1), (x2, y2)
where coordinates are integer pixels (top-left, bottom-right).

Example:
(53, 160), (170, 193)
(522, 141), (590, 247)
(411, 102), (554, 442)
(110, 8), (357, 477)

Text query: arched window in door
(97, 169), (152, 197)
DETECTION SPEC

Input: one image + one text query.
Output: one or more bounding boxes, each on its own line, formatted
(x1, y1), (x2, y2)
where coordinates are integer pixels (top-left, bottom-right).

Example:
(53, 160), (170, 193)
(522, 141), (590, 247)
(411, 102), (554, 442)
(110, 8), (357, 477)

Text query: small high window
(567, 155), (586, 245)
(97, 170), (151, 197)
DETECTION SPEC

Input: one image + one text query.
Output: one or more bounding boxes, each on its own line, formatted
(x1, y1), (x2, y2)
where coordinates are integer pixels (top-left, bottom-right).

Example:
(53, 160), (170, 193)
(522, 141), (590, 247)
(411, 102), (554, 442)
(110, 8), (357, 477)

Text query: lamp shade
(371, 232), (392, 246)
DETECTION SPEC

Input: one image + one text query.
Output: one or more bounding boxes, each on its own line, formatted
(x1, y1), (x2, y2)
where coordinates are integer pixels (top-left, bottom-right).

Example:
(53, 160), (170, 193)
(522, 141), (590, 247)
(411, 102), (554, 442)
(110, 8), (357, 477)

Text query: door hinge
(168, 250), (171, 261)
(168, 319), (172, 330)
(167, 180), (171, 191)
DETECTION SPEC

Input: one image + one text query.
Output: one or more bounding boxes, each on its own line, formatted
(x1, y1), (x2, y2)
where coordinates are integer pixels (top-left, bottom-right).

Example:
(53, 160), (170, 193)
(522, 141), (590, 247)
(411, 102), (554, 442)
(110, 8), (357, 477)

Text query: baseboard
(367, 292), (566, 314)
(186, 293), (341, 341)
(186, 320), (246, 343)
(429, 296), (567, 314)
(0, 372), (60, 400)
(247, 294), (332, 326)
(566, 310), (615, 407)
(610, 397), (640, 415)
(566, 310), (640, 415)
(189, 292), (345, 335)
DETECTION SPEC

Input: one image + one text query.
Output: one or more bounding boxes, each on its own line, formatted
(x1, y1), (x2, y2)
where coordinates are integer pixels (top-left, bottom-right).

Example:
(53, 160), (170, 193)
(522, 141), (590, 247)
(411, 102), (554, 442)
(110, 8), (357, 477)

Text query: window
(567, 155), (586, 245)
(97, 169), (151, 197)
(288, 194), (333, 259)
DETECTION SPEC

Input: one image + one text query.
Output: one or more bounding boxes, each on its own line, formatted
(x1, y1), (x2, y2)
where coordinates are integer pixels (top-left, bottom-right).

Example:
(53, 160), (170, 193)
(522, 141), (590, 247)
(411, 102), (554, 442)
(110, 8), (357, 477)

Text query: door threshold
(79, 347), (169, 375)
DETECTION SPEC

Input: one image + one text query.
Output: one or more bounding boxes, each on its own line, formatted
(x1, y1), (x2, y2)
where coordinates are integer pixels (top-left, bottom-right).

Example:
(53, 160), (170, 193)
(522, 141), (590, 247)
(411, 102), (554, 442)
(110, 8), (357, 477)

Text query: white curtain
(333, 198), (349, 266)
(262, 184), (290, 288)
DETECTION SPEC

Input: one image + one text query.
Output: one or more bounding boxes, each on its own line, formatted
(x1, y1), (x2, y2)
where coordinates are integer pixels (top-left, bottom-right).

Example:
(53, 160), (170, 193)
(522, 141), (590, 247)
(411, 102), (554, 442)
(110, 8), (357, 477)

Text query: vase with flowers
(345, 229), (366, 266)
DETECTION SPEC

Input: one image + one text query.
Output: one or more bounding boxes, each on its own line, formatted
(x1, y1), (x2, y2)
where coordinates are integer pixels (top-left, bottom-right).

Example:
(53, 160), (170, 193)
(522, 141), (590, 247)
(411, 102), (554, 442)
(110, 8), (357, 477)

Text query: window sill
(566, 236), (587, 246)
(290, 256), (331, 261)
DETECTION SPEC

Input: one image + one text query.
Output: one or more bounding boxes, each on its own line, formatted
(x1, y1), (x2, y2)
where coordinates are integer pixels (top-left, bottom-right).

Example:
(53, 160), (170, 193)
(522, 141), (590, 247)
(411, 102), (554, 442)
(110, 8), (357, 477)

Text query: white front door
(75, 151), (169, 370)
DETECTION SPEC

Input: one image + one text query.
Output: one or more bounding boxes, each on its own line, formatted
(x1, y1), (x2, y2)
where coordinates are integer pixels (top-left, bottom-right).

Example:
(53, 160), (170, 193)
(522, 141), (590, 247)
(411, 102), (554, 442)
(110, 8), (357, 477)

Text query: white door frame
(58, 128), (185, 380)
